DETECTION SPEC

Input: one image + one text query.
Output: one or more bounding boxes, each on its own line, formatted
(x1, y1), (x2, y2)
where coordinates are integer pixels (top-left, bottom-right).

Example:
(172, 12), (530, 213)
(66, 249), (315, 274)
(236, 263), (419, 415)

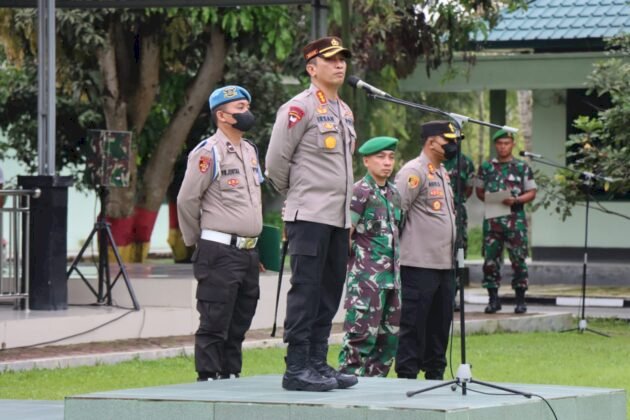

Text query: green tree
(0, 6), (298, 261)
(535, 35), (630, 220)
(326, 0), (527, 173)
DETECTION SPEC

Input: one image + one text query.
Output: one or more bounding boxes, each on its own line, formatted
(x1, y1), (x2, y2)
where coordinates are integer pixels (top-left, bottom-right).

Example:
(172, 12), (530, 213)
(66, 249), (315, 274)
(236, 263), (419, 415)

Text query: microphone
(347, 76), (392, 97)
(519, 151), (543, 159)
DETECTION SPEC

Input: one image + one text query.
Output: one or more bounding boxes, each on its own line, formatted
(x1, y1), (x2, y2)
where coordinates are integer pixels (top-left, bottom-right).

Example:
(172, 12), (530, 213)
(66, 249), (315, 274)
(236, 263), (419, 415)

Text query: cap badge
(331, 38), (340, 46)
(223, 87), (237, 98)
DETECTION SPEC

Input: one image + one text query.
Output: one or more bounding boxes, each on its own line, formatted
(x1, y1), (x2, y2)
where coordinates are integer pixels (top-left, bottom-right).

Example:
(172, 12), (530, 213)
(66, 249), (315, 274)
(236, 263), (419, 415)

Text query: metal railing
(0, 188), (41, 309)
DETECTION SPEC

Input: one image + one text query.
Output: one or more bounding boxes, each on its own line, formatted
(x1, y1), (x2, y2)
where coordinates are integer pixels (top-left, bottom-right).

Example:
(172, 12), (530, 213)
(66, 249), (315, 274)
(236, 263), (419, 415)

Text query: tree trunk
(125, 25), (227, 262)
(97, 23), (136, 220)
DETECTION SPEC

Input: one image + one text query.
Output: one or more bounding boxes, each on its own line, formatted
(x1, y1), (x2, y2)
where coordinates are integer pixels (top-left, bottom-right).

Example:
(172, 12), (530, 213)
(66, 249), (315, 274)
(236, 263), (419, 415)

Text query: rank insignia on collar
(316, 90), (327, 105)
(251, 158), (258, 166)
(408, 175), (420, 189)
(199, 155), (212, 173)
(428, 163), (435, 173)
(288, 106), (305, 129)
(227, 178), (239, 188)
(316, 105), (328, 114)
(226, 142), (236, 153)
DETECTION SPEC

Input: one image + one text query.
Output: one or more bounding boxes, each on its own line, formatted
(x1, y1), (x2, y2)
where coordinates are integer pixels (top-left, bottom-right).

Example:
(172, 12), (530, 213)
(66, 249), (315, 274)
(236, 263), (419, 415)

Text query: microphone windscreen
(347, 75), (360, 87)
(519, 150), (526, 156)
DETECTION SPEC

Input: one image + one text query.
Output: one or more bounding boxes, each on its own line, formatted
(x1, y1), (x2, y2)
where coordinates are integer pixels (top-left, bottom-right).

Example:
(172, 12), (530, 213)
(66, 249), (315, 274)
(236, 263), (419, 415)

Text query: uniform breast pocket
(426, 198), (446, 216)
(219, 174), (245, 202)
(317, 123), (341, 154)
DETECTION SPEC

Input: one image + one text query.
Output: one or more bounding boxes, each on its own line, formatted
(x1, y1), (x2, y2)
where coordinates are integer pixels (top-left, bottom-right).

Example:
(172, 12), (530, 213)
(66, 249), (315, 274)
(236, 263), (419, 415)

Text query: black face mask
(225, 110), (256, 132)
(442, 141), (458, 160)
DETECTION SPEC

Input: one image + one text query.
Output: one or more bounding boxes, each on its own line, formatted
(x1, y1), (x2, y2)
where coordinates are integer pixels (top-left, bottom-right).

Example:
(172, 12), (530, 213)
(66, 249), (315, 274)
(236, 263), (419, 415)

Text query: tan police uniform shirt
(395, 152), (456, 269)
(177, 129), (263, 247)
(265, 84), (356, 229)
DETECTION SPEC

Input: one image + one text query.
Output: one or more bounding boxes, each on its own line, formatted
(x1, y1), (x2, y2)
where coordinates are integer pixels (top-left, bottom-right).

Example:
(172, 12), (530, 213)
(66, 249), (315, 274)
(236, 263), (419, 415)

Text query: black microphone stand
(364, 93), (532, 399)
(526, 155), (610, 338)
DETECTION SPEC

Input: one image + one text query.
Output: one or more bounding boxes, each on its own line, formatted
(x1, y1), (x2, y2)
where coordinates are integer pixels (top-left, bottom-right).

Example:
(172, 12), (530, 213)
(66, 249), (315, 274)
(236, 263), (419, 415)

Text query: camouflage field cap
(359, 136), (399, 156)
(209, 85), (251, 111)
(421, 120), (458, 140)
(492, 128), (514, 142)
(303, 36), (352, 61)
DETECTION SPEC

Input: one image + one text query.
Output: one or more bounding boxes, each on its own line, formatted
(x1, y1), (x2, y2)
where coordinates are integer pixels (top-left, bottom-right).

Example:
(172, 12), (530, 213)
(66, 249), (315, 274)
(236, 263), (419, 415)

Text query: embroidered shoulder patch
(288, 106), (305, 129)
(199, 155), (212, 173)
(408, 175), (420, 189)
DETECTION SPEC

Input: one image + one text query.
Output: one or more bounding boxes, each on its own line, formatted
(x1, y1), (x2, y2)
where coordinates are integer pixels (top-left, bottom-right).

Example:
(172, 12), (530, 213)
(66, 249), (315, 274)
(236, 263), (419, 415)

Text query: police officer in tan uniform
(394, 121), (458, 381)
(266, 36), (358, 392)
(177, 85), (263, 382)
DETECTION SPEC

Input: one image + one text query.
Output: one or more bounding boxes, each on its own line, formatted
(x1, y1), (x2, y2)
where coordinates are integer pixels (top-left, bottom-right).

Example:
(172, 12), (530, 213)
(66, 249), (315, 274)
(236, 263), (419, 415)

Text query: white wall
(531, 89), (630, 249)
(1, 155), (170, 256)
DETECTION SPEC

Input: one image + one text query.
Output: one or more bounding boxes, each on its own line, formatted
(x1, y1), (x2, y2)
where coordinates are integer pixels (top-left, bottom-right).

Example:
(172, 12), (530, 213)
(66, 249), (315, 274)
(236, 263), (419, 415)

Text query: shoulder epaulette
(191, 136), (221, 181)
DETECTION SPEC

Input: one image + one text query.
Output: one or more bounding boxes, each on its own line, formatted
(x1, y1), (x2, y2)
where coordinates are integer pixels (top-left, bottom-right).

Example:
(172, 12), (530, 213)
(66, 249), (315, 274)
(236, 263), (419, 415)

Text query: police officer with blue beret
(178, 85), (263, 381)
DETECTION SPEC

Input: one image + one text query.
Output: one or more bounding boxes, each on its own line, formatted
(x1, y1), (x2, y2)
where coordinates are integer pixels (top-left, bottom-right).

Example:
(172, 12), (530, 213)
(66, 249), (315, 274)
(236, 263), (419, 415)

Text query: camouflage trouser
(453, 206), (468, 296)
(338, 286), (401, 377)
(482, 214), (529, 290)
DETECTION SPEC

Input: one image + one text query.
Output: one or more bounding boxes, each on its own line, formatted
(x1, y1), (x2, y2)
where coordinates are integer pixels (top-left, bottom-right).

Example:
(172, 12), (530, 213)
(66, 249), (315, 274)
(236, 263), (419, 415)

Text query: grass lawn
(1, 319), (628, 416)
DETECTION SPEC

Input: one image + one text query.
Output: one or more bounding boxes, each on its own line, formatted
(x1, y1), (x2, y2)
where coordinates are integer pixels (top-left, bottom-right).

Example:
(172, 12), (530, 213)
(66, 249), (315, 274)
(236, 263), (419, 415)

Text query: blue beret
(492, 128), (514, 142)
(209, 85), (251, 111)
(358, 136), (399, 156)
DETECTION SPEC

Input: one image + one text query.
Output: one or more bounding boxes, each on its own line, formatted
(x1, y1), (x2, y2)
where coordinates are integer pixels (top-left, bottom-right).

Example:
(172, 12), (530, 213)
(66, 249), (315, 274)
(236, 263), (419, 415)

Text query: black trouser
(283, 221), (349, 347)
(193, 239), (259, 376)
(395, 266), (454, 378)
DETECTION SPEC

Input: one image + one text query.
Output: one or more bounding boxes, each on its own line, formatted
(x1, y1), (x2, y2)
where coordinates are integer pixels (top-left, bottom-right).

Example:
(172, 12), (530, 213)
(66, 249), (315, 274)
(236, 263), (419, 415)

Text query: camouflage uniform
(443, 154), (475, 255)
(338, 173), (402, 377)
(477, 158), (536, 290)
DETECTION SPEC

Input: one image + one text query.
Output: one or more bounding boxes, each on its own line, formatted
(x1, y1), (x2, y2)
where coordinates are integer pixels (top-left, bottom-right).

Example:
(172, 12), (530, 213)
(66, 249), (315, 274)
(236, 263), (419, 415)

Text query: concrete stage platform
(64, 375), (626, 420)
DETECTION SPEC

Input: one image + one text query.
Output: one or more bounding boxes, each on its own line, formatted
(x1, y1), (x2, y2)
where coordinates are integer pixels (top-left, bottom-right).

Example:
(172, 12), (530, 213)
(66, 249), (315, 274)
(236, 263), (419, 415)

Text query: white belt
(200, 229), (258, 250)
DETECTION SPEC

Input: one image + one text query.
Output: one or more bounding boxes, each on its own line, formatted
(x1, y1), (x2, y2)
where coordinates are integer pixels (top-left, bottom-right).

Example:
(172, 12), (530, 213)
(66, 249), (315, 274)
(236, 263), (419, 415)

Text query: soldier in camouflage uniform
(338, 137), (402, 377)
(475, 129), (537, 314)
(443, 153), (475, 311)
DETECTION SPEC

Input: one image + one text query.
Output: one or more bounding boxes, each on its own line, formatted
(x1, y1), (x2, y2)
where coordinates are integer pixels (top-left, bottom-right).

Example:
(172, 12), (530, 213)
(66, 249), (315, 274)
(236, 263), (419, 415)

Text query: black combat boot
(282, 344), (338, 391)
(218, 373), (240, 379)
(484, 288), (502, 314)
(514, 288), (527, 314)
(310, 343), (358, 389)
(197, 372), (218, 381)
(424, 370), (444, 380)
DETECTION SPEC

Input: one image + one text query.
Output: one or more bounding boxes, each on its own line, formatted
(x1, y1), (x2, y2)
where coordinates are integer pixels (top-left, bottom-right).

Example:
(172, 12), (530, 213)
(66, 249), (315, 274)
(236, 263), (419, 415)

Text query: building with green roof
(401, 0), (630, 261)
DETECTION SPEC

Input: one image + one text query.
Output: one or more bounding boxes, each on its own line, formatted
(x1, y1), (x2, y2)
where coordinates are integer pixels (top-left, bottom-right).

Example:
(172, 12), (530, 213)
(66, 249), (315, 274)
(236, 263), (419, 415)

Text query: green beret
(358, 136), (399, 156)
(492, 129), (514, 142)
